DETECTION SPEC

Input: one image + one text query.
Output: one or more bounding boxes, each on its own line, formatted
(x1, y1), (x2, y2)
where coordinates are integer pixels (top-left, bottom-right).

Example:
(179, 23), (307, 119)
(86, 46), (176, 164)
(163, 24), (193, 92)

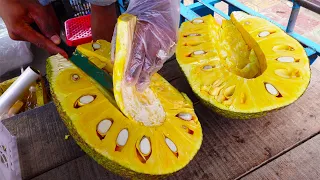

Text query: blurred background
(0, 0), (319, 82)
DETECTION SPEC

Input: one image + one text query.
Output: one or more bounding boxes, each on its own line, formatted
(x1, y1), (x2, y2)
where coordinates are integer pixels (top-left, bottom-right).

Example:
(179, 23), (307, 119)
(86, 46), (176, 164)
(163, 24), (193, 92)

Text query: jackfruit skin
(202, 100), (265, 119)
(35, 78), (48, 106)
(0, 77), (18, 95)
(35, 82), (44, 106)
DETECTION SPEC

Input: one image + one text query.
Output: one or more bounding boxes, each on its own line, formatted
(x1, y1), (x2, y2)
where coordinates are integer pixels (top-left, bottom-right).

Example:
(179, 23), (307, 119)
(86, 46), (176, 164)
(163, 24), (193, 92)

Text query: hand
(0, 0), (67, 58)
(112, 0), (180, 92)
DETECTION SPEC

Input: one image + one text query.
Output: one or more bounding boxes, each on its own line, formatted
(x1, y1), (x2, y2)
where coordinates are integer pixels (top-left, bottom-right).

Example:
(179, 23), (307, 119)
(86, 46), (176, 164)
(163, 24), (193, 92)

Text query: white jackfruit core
(122, 84), (165, 126)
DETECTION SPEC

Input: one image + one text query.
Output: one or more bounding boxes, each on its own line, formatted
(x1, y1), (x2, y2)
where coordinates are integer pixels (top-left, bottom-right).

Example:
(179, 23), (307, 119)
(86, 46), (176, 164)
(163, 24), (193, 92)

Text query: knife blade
(69, 50), (121, 110)
(69, 50), (114, 92)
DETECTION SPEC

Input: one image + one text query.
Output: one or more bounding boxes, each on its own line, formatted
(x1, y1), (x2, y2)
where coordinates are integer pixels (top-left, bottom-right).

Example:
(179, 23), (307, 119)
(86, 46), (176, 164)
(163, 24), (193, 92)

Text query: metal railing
(118, 0), (320, 64)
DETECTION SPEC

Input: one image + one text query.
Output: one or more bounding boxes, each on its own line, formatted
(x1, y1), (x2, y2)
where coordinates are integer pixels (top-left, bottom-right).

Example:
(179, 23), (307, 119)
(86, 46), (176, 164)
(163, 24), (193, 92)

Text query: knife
(31, 22), (115, 100)
(69, 49), (119, 109)
(69, 50), (114, 92)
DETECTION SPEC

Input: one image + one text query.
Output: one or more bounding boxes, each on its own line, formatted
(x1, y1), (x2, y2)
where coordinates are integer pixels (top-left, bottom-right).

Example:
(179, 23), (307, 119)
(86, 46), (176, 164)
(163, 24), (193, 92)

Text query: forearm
(37, 0), (117, 42)
(90, 3), (117, 41)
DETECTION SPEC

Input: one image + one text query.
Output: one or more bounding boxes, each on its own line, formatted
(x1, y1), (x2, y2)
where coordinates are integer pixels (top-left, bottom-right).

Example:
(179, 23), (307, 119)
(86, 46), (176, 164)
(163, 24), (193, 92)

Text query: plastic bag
(111, 0), (180, 91)
(0, 18), (33, 77)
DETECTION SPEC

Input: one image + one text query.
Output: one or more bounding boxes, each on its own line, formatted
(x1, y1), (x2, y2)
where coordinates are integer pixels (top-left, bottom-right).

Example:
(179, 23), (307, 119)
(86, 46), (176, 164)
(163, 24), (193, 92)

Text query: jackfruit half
(47, 14), (202, 179)
(176, 12), (311, 119)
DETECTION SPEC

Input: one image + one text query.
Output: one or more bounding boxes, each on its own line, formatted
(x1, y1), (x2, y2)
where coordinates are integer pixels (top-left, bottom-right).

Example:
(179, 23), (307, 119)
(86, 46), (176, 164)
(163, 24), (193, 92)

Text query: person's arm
(89, 2), (117, 42)
(0, 0), (67, 57)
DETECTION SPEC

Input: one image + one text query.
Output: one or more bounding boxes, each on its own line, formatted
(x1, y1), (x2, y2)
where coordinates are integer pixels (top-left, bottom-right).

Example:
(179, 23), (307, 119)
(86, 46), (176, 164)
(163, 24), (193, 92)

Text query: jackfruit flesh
(176, 12), (311, 119)
(47, 14), (202, 178)
(77, 39), (113, 73)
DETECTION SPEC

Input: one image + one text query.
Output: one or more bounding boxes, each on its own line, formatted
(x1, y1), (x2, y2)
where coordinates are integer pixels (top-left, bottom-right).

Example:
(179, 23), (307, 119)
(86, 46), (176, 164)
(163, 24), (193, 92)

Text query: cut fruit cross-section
(47, 14), (203, 179)
(176, 12), (311, 119)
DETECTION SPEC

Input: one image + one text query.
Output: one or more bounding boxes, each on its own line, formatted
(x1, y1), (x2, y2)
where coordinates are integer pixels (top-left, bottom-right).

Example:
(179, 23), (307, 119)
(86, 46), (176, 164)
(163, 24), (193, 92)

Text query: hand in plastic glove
(0, 0), (67, 58)
(112, 0), (180, 92)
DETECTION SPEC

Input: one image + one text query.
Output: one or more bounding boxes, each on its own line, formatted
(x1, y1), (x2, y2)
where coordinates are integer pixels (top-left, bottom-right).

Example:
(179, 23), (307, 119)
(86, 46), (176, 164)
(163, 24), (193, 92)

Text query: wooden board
(241, 135), (320, 180)
(158, 59), (184, 82)
(2, 103), (85, 180)
(168, 67), (320, 180)
(31, 155), (124, 180)
(29, 91), (320, 180)
(4, 61), (320, 179)
(159, 59), (200, 104)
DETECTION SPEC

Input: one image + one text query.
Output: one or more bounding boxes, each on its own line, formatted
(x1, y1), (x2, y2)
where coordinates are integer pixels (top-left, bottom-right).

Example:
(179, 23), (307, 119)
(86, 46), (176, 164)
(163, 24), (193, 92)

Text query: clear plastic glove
(111, 0), (180, 92)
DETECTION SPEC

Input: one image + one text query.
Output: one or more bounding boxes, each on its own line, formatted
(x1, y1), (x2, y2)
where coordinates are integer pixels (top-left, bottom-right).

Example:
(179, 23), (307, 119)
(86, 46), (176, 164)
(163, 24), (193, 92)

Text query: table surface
(2, 58), (320, 180)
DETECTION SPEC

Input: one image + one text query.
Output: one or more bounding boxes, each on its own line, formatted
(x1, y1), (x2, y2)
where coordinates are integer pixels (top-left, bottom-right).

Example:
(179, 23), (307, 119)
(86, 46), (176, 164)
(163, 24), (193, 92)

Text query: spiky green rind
(199, 96), (266, 120)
